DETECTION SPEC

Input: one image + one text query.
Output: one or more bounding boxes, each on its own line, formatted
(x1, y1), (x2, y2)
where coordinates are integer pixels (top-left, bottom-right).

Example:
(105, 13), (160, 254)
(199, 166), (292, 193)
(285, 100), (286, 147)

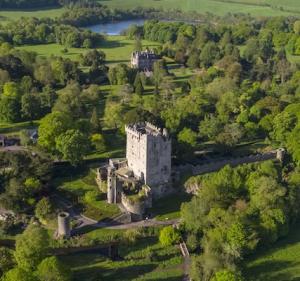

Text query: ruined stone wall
(121, 193), (145, 215)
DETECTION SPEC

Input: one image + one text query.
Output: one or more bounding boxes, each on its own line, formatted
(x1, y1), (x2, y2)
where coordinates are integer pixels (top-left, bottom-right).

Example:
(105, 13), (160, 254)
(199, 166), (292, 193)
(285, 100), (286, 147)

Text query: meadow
(0, 8), (65, 24)
(98, 0), (300, 16)
(16, 36), (161, 65)
(1, 0), (300, 22)
(245, 223), (300, 280)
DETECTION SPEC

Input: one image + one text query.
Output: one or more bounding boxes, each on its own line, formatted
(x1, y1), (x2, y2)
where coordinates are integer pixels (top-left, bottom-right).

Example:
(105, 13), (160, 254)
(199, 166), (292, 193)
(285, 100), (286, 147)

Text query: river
(86, 19), (145, 35)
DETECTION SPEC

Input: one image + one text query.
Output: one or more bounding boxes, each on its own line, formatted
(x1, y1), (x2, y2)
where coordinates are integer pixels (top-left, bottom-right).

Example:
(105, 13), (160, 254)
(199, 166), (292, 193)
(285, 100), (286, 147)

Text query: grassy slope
(16, 36), (160, 65)
(97, 0), (297, 16)
(245, 223), (300, 281)
(0, 8), (65, 24)
(1, 0), (300, 21)
(61, 237), (183, 281)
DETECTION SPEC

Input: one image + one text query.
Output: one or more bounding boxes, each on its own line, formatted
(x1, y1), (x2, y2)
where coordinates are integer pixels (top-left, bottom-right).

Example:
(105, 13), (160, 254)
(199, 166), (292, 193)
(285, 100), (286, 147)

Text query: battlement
(132, 50), (157, 59)
(125, 122), (169, 138)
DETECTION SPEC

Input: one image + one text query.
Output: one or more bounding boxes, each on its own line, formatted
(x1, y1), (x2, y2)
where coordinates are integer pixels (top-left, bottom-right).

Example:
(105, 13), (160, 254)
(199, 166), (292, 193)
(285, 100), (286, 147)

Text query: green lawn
(61, 237), (183, 281)
(245, 223), (300, 281)
(16, 36), (161, 65)
(55, 169), (121, 221)
(1, 0), (300, 24)
(98, 0), (299, 16)
(0, 8), (65, 24)
(0, 120), (40, 135)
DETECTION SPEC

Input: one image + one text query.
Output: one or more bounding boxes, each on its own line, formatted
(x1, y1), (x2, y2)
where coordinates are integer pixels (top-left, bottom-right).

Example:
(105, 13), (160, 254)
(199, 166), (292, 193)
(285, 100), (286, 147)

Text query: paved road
(104, 218), (180, 230)
(0, 146), (27, 152)
(53, 193), (180, 231)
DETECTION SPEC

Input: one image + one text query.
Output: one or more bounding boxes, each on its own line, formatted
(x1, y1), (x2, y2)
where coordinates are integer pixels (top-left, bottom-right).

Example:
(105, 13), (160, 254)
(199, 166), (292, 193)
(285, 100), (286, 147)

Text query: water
(87, 19), (145, 35)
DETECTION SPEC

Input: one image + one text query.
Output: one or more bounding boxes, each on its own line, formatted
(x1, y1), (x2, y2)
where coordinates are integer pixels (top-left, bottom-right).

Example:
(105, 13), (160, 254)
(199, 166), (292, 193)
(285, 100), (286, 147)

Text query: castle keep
(126, 123), (171, 188)
(97, 122), (171, 217)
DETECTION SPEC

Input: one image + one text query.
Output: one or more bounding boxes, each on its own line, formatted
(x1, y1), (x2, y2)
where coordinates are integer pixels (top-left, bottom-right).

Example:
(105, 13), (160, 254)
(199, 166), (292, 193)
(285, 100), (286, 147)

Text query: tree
(133, 73), (144, 95)
(159, 226), (180, 246)
(211, 270), (244, 281)
(24, 177), (42, 195)
(14, 224), (49, 271)
(35, 197), (53, 223)
(90, 107), (101, 133)
(36, 256), (71, 281)
(153, 60), (168, 93)
(133, 37), (142, 52)
(0, 247), (14, 275)
(178, 127), (198, 147)
(104, 102), (124, 129)
(38, 111), (73, 153)
(199, 115), (223, 141)
(294, 20), (300, 35)
(21, 94), (42, 120)
(56, 129), (90, 165)
(200, 42), (220, 67)
(2, 267), (35, 281)
(0, 95), (20, 122)
(91, 133), (106, 152)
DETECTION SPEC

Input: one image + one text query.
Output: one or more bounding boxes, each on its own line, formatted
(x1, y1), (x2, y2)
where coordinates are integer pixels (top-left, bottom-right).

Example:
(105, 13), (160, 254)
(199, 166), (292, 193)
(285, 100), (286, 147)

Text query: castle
(96, 122), (171, 218)
(131, 50), (159, 71)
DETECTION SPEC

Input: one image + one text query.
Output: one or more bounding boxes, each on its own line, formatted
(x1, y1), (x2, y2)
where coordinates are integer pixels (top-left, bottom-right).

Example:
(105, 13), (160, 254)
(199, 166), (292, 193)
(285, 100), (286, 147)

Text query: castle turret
(107, 166), (116, 204)
(57, 212), (71, 238)
(276, 148), (285, 162)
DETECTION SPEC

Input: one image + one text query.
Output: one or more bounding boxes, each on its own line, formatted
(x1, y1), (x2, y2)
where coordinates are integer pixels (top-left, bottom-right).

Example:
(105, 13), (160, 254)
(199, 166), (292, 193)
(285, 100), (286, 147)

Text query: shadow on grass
(149, 193), (192, 219)
(73, 262), (157, 281)
(100, 40), (130, 49)
(245, 260), (299, 281)
(106, 59), (129, 64)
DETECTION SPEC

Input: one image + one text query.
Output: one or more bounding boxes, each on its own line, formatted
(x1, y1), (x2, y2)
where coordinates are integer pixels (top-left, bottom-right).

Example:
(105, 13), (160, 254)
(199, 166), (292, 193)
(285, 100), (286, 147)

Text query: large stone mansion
(131, 49), (159, 71)
(97, 122), (171, 218)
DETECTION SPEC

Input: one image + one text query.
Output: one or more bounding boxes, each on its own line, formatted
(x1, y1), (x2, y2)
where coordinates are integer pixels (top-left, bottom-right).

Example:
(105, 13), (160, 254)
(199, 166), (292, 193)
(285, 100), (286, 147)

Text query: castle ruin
(97, 122), (171, 218)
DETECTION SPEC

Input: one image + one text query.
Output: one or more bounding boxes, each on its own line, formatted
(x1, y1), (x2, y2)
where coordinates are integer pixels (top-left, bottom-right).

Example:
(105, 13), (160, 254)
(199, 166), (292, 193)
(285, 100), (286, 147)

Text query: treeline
(0, 0), (95, 9)
(0, 18), (104, 48)
(0, 0), (59, 9)
(181, 160), (300, 280)
(115, 17), (296, 152)
(0, 43), (107, 123)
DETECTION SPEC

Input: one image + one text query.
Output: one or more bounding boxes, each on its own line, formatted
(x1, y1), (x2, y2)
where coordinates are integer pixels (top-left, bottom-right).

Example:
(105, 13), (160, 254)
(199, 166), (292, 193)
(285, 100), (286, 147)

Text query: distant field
(98, 0), (300, 16)
(245, 223), (300, 280)
(1, 0), (300, 22)
(16, 36), (161, 65)
(0, 8), (65, 24)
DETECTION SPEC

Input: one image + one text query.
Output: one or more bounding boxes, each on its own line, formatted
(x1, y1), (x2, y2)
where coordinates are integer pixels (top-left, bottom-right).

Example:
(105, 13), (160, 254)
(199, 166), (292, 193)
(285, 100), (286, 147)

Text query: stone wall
(121, 192), (145, 216)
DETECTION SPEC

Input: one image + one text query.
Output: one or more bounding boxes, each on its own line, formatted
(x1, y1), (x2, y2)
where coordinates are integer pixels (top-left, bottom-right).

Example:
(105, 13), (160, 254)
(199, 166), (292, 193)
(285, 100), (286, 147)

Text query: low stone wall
(176, 151), (278, 177)
(121, 193), (145, 216)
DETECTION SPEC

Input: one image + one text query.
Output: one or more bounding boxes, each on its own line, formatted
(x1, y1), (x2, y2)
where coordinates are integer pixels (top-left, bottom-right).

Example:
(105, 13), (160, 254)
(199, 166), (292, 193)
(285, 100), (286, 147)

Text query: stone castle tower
(125, 122), (171, 189)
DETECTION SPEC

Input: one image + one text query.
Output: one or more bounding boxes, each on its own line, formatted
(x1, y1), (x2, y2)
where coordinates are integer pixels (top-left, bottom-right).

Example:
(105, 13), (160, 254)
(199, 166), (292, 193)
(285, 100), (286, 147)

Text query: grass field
(61, 237), (183, 281)
(245, 223), (300, 280)
(1, 0), (300, 23)
(0, 8), (64, 24)
(16, 36), (160, 65)
(98, 0), (300, 16)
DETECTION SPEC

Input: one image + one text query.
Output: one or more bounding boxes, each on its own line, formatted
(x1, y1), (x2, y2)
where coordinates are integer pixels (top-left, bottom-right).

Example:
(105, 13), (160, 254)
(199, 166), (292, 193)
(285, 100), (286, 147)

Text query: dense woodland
(2, 5), (300, 280)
